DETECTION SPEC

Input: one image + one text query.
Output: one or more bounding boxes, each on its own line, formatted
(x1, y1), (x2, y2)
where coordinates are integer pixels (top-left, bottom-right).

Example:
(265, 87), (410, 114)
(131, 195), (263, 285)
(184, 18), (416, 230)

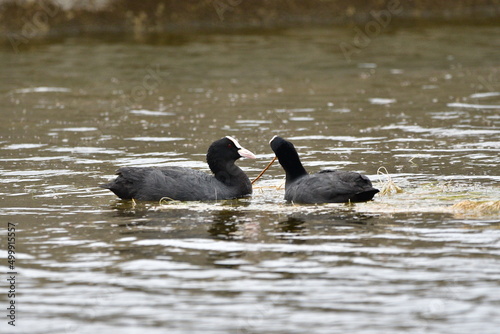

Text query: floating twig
(159, 197), (181, 205)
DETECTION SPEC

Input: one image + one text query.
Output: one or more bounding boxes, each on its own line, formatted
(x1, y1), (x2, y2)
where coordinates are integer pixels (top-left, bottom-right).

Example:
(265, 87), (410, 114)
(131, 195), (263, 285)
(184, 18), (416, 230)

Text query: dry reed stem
(377, 167), (403, 196)
(451, 200), (500, 214)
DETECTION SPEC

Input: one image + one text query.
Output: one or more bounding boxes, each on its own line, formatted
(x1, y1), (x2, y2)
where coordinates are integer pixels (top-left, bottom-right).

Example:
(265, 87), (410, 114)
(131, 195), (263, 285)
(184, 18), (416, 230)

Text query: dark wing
(102, 167), (220, 201)
(100, 167), (154, 200)
(285, 170), (379, 204)
(136, 167), (224, 201)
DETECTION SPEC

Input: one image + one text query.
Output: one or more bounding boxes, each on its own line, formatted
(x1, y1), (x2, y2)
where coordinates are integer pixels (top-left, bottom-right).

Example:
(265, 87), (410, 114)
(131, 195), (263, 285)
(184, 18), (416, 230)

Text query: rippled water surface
(1, 26), (499, 334)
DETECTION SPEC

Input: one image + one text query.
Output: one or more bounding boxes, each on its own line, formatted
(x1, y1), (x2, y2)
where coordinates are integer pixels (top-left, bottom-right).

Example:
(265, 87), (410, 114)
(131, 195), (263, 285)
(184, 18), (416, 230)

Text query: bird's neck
(208, 158), (231, 176)
(278, 151), (308, 184)
(208, 159), (246, 184)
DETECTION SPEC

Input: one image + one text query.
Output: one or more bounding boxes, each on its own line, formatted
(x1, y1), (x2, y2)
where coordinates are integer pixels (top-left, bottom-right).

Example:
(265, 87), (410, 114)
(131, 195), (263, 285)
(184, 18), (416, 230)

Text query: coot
(101, 136), (256, 201)
(269, 136), (379, 204)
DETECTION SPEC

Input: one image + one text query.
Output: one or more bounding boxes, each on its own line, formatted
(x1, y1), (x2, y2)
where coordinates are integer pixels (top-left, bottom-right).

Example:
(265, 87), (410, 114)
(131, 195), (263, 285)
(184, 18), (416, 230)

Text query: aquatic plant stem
(251, 156), (277, 184)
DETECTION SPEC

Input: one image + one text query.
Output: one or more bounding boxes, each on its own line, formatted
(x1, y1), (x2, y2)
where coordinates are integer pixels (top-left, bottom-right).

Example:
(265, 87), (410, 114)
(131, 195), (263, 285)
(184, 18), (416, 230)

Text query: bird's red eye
(228, 144), (232, 148)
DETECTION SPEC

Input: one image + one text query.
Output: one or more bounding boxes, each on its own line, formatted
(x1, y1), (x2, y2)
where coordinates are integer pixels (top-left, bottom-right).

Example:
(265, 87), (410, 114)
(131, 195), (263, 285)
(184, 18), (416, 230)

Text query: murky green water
(1, 25), (499, 334)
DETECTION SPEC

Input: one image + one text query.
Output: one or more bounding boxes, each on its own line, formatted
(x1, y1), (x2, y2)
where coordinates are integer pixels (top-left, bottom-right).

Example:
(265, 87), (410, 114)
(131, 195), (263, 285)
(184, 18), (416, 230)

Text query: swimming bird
(101, 136), (256, 201)
(269, 136), (379, 204)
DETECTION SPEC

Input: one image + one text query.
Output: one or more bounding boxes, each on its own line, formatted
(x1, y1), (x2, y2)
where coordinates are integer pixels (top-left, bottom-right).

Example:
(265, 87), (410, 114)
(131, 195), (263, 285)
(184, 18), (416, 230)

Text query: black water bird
(269, 136), (379, 204)
(101, 136), (256, 201)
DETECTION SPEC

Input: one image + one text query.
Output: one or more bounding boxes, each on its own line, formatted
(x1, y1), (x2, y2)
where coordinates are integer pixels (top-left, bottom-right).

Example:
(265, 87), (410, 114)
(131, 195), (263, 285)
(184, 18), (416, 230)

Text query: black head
(269, 136), (296, 156)
(269, 135), (308, 182)
(207, 136), (255, 184)
(207, 136), (256, 163)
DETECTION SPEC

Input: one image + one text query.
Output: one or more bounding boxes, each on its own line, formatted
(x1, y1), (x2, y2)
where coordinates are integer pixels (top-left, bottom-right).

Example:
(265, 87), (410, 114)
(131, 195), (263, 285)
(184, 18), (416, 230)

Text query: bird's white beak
(226, 136), (256, 159)
(238, 147), (256, 159)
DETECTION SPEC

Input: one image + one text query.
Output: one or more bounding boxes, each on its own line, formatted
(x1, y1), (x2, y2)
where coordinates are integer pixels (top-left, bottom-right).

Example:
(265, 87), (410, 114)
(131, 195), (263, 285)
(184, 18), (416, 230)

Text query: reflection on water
(0, 25), (499, 333)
